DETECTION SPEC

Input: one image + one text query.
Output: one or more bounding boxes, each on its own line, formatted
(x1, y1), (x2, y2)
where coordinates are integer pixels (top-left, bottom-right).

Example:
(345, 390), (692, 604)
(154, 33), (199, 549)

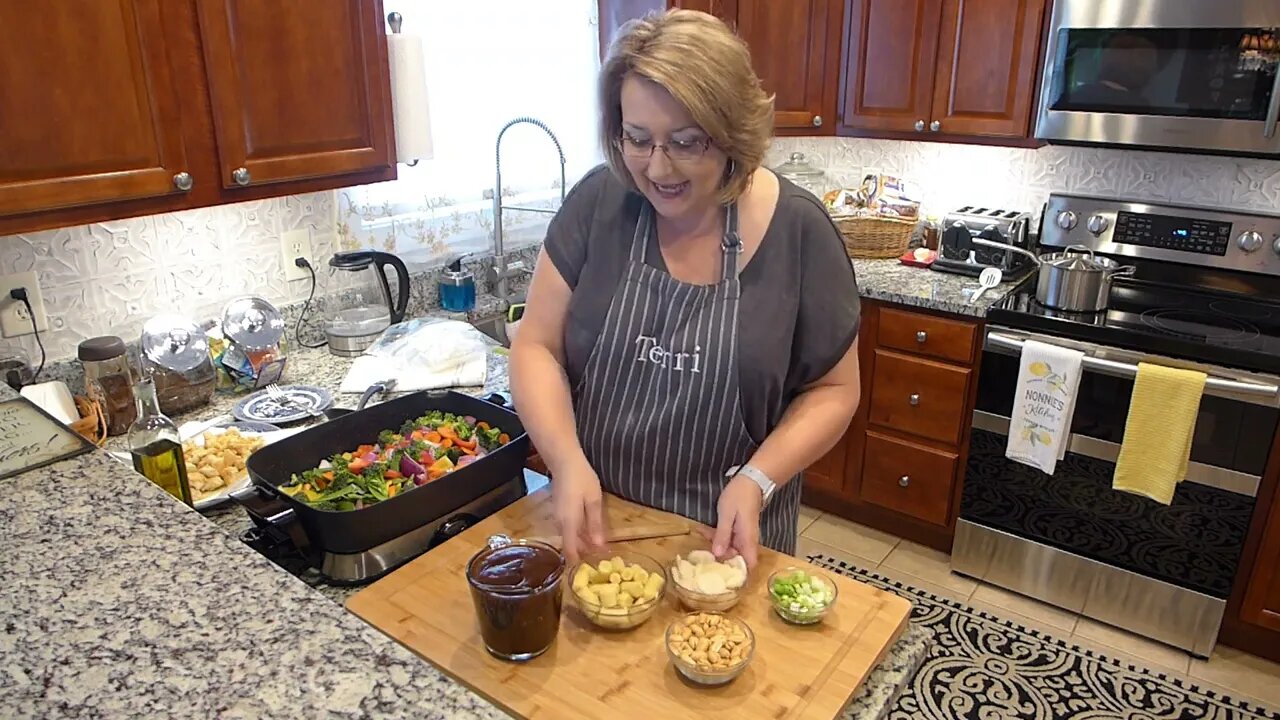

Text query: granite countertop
(852, 258), (1027, 317)
(4, 309), (930, 719)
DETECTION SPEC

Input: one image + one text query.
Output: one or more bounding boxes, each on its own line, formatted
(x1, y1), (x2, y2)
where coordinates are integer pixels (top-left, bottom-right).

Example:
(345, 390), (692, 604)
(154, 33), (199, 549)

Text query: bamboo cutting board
(347, 490), (913, 719)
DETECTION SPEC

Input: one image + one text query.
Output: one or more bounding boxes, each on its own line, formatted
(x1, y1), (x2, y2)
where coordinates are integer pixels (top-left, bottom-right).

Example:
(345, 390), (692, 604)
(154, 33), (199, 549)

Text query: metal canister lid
(78, 336), (127, 362)
(221, 296), (284, 350)
(141, 315), (209, 372)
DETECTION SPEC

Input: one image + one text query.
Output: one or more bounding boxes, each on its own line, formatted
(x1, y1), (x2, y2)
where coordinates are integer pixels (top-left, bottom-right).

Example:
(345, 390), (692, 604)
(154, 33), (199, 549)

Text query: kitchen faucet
(486, 117), (567, 307)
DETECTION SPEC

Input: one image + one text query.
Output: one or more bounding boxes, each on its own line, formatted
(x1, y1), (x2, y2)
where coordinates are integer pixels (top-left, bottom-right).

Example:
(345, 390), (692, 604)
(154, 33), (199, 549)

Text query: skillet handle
(230, 484), (311, 555)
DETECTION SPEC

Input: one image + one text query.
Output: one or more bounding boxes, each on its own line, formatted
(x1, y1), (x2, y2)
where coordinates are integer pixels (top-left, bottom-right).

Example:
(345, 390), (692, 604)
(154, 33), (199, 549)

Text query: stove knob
(1056, 211), (1078, 230)
(1238, 230), (1264, 253)
(1086, 214), (1111, 236)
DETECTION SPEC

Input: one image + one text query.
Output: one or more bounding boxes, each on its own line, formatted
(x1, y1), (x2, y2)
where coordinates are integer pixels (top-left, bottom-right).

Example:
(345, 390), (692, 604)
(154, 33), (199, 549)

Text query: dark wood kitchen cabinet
(195, 0), (394, 188)
(0, 1), (190, 216)
(604, 1), (843, 135)
(0, 0), (395, 236)
(803, 299), (984, 552)
(840, 0), (1047, 142)
(1221, 429), (1280, 663)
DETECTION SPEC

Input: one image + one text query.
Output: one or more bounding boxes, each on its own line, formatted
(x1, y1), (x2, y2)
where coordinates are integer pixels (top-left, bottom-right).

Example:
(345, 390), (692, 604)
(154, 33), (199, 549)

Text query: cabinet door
(0, 0), (189, 216)
(840, 0), (942, 133)
(195, 0), (394, 189)
(930, 0), (1046, 138)
(734, 0), (841, 133)
(1242, 491), (1280, 632)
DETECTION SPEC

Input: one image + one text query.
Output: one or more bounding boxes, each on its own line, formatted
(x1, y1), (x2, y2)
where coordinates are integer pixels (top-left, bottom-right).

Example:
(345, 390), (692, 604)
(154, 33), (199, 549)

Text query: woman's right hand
(552, 459), (607, 563)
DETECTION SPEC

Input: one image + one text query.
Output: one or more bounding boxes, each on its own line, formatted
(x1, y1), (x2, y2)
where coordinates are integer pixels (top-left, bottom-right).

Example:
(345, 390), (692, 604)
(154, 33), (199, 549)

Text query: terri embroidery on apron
(572, 199), (801, 554)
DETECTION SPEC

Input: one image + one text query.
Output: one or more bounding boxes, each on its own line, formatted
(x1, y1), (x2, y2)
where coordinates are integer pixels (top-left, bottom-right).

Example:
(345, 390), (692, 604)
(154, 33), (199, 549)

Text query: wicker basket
(832, 215), (917, 259)
(70, 395), (107, 447)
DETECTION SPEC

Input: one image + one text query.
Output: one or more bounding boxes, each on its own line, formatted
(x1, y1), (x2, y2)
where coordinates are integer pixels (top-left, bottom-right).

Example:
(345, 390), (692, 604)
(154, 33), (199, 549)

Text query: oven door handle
(985, 332), (1280, 401)
(1266, 63), (1280, 139)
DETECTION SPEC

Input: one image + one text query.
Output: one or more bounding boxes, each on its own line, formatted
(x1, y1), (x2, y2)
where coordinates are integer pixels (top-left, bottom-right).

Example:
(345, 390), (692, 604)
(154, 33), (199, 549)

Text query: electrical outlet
(0, 271), (48, 338)
(281, 228), (314, 281)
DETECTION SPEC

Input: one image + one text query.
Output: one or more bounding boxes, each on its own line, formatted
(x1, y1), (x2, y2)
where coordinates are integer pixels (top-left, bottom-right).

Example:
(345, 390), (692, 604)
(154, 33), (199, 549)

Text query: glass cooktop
(989, 277), (1280, 375)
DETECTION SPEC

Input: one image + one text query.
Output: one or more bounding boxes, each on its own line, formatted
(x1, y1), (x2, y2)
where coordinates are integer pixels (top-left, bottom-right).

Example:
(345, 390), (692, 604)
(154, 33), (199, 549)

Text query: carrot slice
(477, 421), (490, 431)
(440, 438), (453, 449)
(385, 470), (402, 480)
(424, 431), (442, 443)
(348, 458), (370, 473)
(454, 437), (477, 451)
(498, 433), (510, 445)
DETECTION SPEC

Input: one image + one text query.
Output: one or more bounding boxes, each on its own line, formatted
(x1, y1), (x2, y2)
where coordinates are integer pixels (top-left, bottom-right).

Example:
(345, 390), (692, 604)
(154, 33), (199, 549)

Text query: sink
(471, 315), (510, 348)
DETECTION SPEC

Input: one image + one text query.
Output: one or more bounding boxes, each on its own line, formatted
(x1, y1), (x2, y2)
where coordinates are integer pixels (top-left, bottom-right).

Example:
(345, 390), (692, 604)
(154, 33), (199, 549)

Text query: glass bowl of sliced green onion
(767, 567), (838, 625)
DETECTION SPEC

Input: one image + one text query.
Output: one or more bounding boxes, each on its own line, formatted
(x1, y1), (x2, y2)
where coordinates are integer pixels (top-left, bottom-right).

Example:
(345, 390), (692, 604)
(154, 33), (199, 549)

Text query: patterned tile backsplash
(8, 136), (1280, 368)
(0, 193), (340, 365)
(765, 137), (1280, 220)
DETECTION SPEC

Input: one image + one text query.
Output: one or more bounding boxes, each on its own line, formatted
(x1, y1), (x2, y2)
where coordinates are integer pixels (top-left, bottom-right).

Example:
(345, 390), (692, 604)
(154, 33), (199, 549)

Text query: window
(338, 0), (604, 266)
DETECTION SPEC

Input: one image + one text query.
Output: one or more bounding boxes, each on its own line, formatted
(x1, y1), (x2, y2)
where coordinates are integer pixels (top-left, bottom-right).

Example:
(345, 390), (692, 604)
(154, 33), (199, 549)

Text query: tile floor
(798, 508), (1280, 713)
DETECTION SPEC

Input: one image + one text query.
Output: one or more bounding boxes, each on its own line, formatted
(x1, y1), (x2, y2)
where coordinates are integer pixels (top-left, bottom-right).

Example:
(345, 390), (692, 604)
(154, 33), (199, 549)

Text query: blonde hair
(600, 9), (774, 204)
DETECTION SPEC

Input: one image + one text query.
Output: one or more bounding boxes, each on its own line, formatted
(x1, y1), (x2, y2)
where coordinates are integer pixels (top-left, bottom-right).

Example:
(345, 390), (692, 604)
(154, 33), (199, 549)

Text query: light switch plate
(281, 228), (314, 282)
(0, 271), (48, 338)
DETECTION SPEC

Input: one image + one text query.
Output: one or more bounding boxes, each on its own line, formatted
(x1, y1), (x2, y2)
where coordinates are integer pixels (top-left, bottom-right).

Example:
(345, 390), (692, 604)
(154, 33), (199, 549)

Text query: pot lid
(1044, 246), (1111, 272)
(141, 315), (209, 372)
(221, 296), (284, 350)
(773, 152), (825, 180)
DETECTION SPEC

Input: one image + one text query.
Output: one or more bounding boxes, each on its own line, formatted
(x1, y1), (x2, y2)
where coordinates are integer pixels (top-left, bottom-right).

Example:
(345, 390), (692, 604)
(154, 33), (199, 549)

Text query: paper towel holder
(387, 11), (419, 167)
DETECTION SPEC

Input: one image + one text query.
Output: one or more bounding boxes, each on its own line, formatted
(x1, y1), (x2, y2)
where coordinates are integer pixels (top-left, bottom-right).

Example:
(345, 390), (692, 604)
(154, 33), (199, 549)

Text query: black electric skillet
(237, 390), (528, 557)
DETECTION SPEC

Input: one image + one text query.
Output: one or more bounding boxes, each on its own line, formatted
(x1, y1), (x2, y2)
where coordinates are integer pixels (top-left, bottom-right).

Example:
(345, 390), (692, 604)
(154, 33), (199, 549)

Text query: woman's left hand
(711, 475), (763, 569)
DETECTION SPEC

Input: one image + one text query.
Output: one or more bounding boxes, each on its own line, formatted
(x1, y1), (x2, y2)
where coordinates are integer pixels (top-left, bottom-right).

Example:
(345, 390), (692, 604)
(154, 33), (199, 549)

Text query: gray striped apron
(573, 201), (801, 554)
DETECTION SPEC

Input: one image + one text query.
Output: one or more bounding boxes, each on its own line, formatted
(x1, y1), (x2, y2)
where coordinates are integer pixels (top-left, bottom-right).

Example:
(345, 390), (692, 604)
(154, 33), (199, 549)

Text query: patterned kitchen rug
(807, 552), (1280, 720)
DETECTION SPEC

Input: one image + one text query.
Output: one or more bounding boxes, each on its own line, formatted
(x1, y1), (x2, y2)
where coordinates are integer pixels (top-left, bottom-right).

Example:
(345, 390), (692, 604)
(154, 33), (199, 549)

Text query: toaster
(932, 206), (1035, 277)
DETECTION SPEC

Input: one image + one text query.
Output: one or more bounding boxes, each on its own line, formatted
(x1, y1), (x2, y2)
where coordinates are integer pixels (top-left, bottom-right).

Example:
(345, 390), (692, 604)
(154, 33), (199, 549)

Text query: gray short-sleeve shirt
(543, 166), (861, 444)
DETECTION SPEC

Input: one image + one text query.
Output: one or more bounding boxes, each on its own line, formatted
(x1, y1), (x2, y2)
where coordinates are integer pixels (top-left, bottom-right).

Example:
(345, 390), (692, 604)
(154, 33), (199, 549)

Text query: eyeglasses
(617, 133), (713, 163)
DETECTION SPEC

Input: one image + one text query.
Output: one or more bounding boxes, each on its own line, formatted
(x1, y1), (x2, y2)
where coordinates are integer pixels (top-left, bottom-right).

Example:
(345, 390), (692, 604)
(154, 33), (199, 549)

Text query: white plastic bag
(340, 318), (492, 393)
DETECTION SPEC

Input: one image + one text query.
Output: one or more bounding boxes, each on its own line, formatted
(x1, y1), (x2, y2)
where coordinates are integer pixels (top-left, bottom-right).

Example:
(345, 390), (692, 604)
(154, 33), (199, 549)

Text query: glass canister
(78, 336), (136, 437)
(141, 315), (216, 415)
(772, 152), (829, 199)
(221, 296), (286, 384)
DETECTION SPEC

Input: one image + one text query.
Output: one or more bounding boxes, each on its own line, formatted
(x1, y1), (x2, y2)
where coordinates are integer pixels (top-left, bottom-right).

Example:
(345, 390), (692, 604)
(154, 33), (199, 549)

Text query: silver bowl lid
(221, 296), (284, 350)
(141, 315), (209, 372)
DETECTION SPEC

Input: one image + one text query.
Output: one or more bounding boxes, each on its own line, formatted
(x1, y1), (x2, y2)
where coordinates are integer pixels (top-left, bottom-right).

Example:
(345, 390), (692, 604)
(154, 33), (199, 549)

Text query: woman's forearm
(509, 340), (591, 477)
(744, 382), (860, 486)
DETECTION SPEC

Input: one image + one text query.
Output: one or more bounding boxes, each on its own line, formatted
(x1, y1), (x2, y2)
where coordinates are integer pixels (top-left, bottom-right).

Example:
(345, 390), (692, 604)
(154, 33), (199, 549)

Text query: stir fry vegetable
(278, 411), (512, 511)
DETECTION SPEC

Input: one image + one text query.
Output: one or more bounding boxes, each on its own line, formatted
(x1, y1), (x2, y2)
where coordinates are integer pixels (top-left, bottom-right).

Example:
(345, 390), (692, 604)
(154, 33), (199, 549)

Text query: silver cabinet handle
(916, 330), (928, 343)
(232, 167), (251, 186)
(812, 115), (823, 127)
(909, 393), (921, 406)
(914, 119), (926, 132)
(930, 120), (941, 132)
(984, 331), (1280, 402)
(1266, 61), (1280, 138)
(172, 172), (193, 191)
(898, 475), (910, 488)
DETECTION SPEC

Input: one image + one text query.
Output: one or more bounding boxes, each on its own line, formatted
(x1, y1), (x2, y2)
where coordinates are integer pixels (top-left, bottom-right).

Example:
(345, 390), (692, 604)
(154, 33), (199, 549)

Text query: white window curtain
(338, 0), (605, 267)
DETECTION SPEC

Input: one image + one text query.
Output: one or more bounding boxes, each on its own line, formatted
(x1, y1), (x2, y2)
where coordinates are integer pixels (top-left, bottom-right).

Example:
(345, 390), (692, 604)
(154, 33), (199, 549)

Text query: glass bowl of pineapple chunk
(568, 551), (667, 631)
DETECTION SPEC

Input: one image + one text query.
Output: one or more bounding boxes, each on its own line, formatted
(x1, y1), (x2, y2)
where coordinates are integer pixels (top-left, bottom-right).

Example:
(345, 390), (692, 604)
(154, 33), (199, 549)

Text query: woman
(510, 9), (861, 566)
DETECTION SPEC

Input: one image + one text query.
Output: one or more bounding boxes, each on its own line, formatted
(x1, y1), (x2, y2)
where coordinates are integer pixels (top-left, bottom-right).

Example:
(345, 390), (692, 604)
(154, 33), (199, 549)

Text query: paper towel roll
(387, 33), (433, 164)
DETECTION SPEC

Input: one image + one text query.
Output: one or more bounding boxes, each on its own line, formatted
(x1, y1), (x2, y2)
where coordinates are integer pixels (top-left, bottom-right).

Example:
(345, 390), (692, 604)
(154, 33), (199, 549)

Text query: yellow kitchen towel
(1113, 363), (1207, 505)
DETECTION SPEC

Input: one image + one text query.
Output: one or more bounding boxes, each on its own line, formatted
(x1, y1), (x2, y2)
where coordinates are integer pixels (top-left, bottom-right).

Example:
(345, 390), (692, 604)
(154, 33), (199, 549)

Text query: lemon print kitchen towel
(1005, 339), (1084, 474)
(1113, 363), (1206, 505)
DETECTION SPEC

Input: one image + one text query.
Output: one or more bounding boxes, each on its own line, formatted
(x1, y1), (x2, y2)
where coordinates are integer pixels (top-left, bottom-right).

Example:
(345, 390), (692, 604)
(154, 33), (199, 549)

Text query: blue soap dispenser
(439, 258), (476, 312)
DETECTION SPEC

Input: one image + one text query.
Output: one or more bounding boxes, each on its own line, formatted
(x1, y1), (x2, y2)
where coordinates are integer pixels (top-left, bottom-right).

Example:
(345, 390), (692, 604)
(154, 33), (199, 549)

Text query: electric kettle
(323, 250), (410, 356)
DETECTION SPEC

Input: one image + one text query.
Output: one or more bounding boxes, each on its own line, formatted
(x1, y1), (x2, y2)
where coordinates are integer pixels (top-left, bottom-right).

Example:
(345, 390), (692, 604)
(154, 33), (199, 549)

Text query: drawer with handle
(859, 430), (958, 526)
(877, 307), (978, 365)
(868, 349), (971, 444)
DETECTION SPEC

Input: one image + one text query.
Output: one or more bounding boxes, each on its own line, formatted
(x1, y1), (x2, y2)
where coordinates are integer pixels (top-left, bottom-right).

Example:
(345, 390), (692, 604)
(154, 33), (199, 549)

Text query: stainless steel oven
(954, 327), (1280, 657)
(1037, 0), (1280, 156)
(952, 193), (1280, 658)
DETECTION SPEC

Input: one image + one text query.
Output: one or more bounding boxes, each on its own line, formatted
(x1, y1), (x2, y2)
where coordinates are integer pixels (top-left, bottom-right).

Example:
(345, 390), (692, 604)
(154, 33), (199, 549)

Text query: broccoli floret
(377, 429), (401, 446)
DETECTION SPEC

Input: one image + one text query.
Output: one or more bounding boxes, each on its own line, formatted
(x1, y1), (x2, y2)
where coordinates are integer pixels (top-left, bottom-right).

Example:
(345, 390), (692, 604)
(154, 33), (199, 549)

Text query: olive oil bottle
(128, 377), (193, 506)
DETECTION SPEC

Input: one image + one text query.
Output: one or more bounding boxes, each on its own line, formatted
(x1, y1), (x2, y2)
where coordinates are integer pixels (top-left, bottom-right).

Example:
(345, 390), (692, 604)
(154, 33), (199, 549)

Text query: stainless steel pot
(1034, 245), (1135, 312)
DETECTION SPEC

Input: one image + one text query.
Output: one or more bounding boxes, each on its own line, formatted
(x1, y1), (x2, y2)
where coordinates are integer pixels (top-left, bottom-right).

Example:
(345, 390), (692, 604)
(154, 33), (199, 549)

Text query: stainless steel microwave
(1037, 0), (1280, 157)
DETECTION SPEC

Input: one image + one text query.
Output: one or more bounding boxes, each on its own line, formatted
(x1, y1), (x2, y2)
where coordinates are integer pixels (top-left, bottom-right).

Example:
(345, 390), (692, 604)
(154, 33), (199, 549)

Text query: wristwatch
(728, 464), (778, 508)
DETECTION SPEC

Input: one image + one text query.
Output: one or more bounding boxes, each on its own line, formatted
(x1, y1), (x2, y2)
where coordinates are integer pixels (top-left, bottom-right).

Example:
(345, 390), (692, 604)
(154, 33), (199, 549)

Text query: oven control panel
(1041, 194), (1280, 277)
(1113, 211), (1232, 256)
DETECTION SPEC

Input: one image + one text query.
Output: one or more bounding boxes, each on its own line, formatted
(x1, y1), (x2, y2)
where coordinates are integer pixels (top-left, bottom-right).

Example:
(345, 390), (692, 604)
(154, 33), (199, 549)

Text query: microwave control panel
(1113, 211), (1232, 256)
